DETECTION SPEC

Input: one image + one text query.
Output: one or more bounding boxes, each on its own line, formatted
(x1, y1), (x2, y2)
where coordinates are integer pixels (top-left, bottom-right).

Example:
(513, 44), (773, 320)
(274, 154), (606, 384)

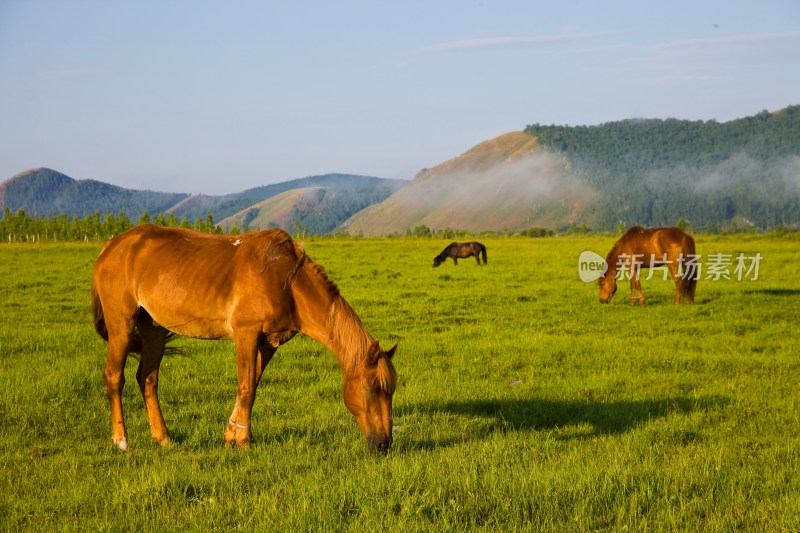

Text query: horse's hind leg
(104, 318), (134, 451)
(135, 314), (171, 446)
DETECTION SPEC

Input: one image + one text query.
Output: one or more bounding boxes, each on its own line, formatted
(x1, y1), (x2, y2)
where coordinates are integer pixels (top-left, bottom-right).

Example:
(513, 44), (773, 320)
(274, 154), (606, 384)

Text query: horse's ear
(368, 341), (397, 365)
(385, 342), (397, 359)
(368, 340), (381, 365)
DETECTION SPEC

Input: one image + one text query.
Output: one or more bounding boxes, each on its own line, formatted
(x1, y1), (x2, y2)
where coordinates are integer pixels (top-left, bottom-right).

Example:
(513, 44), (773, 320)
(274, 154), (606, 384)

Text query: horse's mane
(302, 257), (341, 300)
(328, 295), (371, 369)
(605, 227), (646, 267)
(300, 257), (369, 366)
(303, 258), (395, 392)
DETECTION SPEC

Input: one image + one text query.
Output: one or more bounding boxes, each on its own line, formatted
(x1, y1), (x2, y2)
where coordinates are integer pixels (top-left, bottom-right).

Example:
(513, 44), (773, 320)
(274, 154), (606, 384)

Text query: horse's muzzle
(367, 433), (392, 454)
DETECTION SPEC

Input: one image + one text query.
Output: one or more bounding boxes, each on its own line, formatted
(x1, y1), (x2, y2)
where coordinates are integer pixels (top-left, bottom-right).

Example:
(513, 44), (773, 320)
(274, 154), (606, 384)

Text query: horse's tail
(480, 244), (487, 264)
(92, 281), (144, 353)
(681, 234), (697, 302)
(92, 281), (108, 343)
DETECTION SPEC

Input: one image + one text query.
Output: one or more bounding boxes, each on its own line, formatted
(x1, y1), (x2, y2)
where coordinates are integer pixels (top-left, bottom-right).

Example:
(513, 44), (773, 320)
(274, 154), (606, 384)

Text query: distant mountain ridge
(4, 105), (799, 236)
(0, 169), (407, 234)
(0, 168), (188, 220)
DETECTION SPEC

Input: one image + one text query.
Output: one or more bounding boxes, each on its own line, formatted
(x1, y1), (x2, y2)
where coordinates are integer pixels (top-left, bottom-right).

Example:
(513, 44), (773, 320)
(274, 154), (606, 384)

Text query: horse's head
(598, 271), (617, 303)
(432, 256), (444, 267)
(343, 341), (397, 453)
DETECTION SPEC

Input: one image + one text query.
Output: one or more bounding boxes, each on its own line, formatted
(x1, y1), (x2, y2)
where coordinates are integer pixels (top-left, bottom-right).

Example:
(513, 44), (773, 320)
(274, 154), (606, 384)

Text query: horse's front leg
(225, 330), (261, 449)
(629, 266), (645, 305)
(452, 257), (458, 266)
(634, 277), (645, 305)
(668, 264), (683, 304)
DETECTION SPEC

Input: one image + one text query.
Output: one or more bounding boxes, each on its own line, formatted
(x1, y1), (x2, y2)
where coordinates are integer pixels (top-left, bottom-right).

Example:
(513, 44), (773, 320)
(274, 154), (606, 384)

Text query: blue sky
(1, 1), (798, 195)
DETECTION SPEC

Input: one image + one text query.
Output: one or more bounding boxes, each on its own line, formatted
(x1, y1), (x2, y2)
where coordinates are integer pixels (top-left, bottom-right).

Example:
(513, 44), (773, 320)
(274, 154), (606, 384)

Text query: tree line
(1, 208), (221, 243)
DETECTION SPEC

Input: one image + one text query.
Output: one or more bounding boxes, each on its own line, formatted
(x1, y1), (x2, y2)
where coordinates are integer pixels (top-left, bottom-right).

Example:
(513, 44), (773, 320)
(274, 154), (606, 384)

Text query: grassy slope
(217, 188), (323, 231)
(1, 235), (799, 531)
(343, 132), (595, 235)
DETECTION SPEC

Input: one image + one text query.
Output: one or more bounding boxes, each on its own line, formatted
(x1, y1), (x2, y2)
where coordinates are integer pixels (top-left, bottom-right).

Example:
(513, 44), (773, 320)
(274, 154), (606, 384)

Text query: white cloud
(416, 34), (583, 53)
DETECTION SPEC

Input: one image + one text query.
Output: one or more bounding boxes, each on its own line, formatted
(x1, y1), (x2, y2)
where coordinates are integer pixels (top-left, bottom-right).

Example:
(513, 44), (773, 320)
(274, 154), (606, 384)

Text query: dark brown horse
(92, 224), (397, 452)
(599, 226), (697, 305)
(433, 242), (487, 267)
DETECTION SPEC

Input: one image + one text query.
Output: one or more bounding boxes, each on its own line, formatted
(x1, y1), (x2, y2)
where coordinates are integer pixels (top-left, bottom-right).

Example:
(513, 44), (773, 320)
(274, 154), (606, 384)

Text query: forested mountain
(0, 169), (406, 235)
(0, 168), (188, 219)
(345, 105), (800, 235)
(525, 105), (800, 230)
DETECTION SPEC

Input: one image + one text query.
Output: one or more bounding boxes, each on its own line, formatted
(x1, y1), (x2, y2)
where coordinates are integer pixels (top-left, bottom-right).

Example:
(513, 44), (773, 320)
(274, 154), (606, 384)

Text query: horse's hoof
(223, 438), (251, 450)
(113, 436), (128, 451)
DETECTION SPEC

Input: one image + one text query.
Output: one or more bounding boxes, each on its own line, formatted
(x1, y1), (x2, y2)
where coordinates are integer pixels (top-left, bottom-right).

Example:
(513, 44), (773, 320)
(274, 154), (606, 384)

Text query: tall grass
(1, 235), (799, 531)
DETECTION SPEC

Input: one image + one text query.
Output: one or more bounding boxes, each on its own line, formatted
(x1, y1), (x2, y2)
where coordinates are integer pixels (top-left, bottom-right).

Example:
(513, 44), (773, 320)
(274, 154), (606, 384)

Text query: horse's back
(97, 224), (295, 269)
(94, 225), (301, 339)
(618, 226), (693, 257)
(652, 227), (693, 253)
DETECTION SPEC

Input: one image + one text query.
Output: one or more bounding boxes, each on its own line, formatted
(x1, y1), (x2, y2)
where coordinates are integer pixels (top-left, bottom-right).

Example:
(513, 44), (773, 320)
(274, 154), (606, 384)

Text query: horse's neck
(327, 297), (374, 373)
(606, 243), (625, 267)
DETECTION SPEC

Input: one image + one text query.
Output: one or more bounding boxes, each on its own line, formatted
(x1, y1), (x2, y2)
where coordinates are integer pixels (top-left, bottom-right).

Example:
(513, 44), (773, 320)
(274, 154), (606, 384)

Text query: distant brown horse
(599, 226), (697, 305)
(433, 242), (487, 267)
(92, 224), (397, 452)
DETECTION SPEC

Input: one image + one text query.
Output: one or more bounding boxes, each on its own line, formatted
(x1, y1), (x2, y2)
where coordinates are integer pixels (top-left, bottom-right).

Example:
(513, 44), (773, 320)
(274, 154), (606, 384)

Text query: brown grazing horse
(599, 226), (697, 305)
(433, 242), (487, 267)
(92, 224), (397, 452)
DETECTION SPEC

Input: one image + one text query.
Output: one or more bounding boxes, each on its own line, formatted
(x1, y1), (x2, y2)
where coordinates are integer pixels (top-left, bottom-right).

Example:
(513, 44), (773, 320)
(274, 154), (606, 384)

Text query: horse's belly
(161, 317), (232, 340)
(141, 297), (234, 340)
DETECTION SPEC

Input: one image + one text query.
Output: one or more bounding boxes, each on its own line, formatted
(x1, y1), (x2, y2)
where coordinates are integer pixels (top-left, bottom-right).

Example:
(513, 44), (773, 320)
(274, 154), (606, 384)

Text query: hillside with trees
(524, 105), (800, 230)
(345, 105), (800, 235)
(0, 168), (188, 220)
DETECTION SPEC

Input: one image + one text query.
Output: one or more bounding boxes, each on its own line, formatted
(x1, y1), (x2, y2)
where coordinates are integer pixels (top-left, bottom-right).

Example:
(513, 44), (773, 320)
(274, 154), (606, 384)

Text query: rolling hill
(0, 169), (406, 235)
(168, 173), (408, 223)
(342, 131), (595, 235)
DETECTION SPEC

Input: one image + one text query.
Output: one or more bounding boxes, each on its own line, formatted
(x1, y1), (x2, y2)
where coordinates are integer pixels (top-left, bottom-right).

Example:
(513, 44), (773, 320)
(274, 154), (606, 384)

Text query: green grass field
(1, 234), (799, 531)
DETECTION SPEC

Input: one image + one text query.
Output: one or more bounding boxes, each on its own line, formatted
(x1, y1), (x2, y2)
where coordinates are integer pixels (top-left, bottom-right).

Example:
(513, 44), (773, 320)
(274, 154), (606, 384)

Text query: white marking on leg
(115, 436), (128, 451)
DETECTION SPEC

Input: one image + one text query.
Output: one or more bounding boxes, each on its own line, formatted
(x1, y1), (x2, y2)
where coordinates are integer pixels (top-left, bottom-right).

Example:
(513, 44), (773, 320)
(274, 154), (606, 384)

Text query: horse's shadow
(398, 395), (727, 451)
(746, 288), (800, 297)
